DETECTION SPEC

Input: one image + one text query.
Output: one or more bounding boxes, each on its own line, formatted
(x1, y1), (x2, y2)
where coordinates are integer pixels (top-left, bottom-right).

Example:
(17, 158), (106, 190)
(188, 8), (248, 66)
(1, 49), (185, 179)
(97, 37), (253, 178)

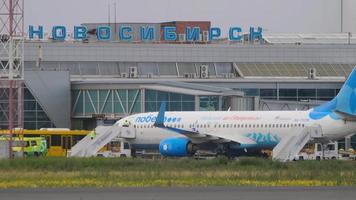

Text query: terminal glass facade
(145, 90), (195, 112)
(199, 96), (219, 111)
(242, 88), (339, 101)
(24, 88), (55, 129)
(71, 89), (141, 117)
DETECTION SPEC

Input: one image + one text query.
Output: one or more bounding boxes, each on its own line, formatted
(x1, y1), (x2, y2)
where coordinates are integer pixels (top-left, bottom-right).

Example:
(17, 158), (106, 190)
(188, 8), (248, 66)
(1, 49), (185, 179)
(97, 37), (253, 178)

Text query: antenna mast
(0, 0), (25, 158)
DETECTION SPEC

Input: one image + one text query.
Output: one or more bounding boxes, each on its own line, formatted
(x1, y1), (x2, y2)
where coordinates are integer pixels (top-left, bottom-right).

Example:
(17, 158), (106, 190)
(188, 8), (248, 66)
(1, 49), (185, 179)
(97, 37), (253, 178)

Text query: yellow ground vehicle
(0, 137), (47, 157)
(0, 129), (91, 157)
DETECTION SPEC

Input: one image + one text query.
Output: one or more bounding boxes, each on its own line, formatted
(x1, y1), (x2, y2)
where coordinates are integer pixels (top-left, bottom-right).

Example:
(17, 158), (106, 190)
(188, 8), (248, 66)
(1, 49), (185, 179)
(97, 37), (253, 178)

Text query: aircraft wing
(153, 102), (256, 145)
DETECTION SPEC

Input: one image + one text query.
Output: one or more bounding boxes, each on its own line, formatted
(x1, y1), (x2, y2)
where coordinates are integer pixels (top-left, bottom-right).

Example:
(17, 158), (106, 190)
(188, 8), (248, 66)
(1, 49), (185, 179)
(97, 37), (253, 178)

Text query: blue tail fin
(334, 67), (356, 116)
(310, 67), (356, 120)
(154, 102), (167, 127)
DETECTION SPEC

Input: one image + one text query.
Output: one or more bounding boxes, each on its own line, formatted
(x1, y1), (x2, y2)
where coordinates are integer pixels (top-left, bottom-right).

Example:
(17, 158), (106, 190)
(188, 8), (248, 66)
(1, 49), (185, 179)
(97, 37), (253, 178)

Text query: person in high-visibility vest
(90, 129), (96, 140)
(123, 120), (130, 127)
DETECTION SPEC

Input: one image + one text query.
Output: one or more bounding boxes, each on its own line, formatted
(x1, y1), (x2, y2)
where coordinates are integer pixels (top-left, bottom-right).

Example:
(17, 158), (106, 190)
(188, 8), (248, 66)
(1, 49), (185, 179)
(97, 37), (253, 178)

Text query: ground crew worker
(123, 120), (130, 127)
(90, 129), (96, 140)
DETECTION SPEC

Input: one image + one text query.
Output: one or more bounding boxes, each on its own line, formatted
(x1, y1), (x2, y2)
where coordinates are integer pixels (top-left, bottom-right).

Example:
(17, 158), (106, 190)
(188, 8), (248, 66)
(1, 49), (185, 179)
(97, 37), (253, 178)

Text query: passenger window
(218, 124), (221, 128)
(248, 124), (251, 128)
(269, 124), (271, 128)
(287, 124), (289, 128)
(253, 124), (255, 128)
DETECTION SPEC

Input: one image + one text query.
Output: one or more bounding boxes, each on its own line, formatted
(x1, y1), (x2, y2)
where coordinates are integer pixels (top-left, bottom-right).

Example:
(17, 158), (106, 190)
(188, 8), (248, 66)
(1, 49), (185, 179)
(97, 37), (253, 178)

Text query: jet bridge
(272, 125), (323, 162)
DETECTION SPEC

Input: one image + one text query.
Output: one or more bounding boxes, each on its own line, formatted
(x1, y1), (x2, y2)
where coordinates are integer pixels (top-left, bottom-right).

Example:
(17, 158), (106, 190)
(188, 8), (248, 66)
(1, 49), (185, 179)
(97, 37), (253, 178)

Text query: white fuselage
(116, 110), (356, 149)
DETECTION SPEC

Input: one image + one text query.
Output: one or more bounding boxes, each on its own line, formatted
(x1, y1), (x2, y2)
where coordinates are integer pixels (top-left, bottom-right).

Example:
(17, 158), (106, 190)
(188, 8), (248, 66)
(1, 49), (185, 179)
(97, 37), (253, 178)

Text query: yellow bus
(0, 129), (90, 157)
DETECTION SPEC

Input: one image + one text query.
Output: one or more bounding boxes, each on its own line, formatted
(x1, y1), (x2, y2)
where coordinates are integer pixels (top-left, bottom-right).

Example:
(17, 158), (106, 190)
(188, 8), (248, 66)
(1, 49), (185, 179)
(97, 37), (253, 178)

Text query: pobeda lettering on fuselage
(135, 115), (182, 123)
(28, 25), (263, 42)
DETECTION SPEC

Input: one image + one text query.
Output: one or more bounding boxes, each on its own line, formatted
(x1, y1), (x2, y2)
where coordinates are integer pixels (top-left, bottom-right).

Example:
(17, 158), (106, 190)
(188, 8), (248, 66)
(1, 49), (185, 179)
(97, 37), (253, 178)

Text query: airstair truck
(295, 142), (338, 160)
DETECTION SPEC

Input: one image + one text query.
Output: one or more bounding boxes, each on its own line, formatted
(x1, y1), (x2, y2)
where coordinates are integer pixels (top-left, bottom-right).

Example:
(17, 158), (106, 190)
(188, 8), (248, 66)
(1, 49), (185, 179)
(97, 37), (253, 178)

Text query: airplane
(114, 67), (356, 159)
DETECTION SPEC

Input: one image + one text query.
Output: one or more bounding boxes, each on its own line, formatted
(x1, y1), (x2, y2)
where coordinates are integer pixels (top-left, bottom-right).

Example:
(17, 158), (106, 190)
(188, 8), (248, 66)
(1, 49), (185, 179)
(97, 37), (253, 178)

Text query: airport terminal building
(18, 21), (356, 147)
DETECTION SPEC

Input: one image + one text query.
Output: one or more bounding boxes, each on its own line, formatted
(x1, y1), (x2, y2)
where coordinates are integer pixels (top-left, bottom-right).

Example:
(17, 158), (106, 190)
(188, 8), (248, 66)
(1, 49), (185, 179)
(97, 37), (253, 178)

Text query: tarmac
(0, 187), (355, 200)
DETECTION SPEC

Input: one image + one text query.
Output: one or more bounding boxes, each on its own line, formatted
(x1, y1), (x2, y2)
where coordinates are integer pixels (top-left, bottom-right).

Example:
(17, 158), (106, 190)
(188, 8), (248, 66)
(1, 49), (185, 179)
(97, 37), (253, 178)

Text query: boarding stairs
(69, 125), (120, 157)
(272, 125), (323, 162)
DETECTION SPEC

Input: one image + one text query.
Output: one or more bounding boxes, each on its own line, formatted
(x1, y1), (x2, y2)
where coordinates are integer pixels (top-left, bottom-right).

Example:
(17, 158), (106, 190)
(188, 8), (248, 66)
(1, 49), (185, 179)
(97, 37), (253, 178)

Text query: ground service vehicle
(0, 137), (48, 157)
(296, 142), (338, 160)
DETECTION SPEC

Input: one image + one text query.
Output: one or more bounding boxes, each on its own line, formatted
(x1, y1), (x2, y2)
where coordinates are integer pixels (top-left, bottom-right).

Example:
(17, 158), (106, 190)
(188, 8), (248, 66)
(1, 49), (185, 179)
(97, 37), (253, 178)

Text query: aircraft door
(120, 126), (136, 139)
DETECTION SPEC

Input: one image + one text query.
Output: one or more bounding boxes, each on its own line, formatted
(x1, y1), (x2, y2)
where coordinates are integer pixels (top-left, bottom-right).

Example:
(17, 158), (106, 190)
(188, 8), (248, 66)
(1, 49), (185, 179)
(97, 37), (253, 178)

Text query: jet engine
(159, 137), (195, 157)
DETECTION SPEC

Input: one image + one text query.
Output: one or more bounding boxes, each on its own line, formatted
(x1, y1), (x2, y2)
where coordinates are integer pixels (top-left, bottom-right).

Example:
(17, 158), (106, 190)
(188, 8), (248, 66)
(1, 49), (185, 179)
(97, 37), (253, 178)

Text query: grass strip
(0, 157), (354, 188)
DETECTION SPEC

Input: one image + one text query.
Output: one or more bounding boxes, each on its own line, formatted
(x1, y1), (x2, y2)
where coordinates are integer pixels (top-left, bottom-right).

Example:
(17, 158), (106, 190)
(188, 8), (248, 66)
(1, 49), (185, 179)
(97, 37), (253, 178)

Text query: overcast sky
(25, 0), (343, 34)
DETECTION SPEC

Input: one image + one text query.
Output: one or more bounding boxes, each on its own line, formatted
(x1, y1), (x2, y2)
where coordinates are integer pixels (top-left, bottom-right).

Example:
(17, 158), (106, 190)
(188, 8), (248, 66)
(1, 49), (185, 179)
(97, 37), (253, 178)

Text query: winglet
(154, 102), (166, 127)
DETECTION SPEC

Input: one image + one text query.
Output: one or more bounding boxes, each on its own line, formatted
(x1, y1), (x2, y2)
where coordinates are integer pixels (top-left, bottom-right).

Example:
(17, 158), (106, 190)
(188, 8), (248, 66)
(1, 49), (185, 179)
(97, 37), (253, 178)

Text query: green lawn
(0, 157), (355, 188)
